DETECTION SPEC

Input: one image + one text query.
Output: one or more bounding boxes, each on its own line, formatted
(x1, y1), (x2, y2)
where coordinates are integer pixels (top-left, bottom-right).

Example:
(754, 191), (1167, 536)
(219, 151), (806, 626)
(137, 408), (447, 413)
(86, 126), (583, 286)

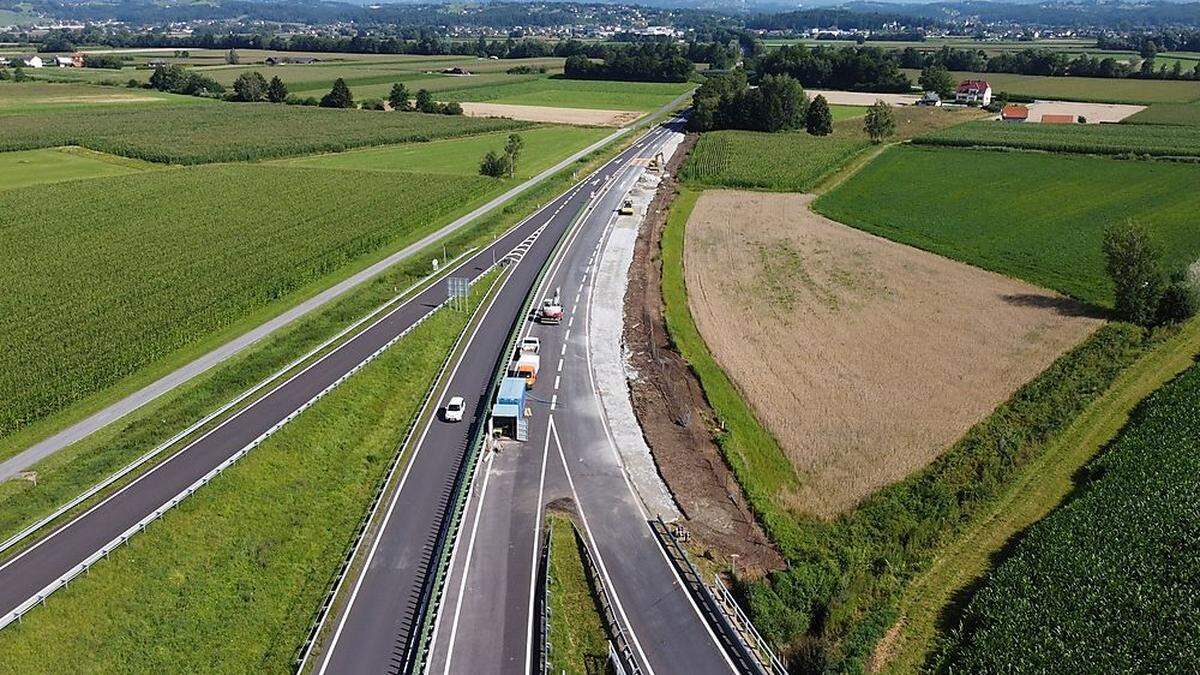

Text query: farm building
(1040, 114), (1076, 124)
(1001, 104), (1029, 122)
(13, 54), (43, 68)
(265, 56), (318, 65)
(442, 66), (472, 75)
(955, 79), (992, 106)
(53, 55), (78, 67)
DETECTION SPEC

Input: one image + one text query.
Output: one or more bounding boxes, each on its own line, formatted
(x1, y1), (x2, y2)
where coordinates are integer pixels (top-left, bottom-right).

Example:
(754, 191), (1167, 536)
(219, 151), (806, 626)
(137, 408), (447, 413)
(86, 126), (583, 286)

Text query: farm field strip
(1123, 101), (1200, 126)
(0, 100), (529, 164)
(0, 164), (496, 444)
(916, 119), (1200, 157)
(942, 353), (1200, 671)
(900, 68), (1200, 104)
(0, 147), (153, 190)
(434, 76), (694, 111)
(0, 82), (211, 113)
(814, 145), (1200, 307)
(275, 124), (610, 178)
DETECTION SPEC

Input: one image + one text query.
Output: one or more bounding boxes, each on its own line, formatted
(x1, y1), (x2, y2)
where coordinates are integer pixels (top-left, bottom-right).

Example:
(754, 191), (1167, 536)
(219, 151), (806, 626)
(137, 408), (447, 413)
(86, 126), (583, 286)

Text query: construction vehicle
(618, 198), (635, 216)
(513, 351), (540, 388)
(538, 290), (563, 325)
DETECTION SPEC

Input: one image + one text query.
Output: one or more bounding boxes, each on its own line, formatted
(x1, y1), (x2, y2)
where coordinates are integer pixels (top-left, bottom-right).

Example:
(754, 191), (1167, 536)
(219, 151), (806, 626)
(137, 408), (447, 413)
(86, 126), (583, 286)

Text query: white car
(444, 396), (466, 423)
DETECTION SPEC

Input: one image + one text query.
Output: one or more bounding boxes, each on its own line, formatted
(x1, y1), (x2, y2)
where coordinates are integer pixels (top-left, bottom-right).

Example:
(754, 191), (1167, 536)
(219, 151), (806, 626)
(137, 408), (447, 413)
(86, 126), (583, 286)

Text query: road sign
(447, 277), (470, 311)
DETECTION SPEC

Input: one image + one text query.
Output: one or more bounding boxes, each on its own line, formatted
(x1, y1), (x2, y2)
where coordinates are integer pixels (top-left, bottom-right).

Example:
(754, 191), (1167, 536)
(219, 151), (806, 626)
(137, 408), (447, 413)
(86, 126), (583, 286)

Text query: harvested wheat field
(684, 190), (1103, 517)
(458, 102), (639, 127)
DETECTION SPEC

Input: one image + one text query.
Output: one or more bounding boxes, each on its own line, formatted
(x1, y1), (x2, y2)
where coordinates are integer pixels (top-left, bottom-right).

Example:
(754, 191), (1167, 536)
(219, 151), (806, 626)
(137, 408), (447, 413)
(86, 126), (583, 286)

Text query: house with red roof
(955, 79), (992, 106)
(1001, 104), (1029, 122)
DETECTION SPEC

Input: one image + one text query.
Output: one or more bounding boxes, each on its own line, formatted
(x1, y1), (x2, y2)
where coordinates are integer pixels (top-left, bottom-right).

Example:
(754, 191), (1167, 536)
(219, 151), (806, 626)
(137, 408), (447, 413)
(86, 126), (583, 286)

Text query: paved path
(0, 126), (630, 483)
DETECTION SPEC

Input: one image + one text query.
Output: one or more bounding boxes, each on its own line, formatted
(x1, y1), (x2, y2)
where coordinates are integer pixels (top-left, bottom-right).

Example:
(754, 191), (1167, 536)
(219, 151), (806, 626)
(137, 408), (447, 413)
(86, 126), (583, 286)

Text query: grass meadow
(0, 147), (152, 190)
(435, 76), (693, 111)
(814, 145), (1200, 308)
(0, 275), (493, 673)
(941, 358), (1200, 672)
(0, 100), (528, 164)
(0, 165), (495, 442)
(0, 81), (210, 113)
(915, 119), (1200, 157)
(900, 69), (1200, 104)
(277, 124), (610, 178)
(1124, 102), (1200, 126)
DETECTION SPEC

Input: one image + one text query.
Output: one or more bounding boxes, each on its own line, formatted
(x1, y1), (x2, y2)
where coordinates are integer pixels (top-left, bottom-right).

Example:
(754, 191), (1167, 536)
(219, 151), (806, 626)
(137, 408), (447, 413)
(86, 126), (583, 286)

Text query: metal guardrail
(574, 521), (642, 675)
(292, 263), (504, 673)
(537, 523), (553, 675)
(652, 516), (780, 675)
(0, 246), (481, 564)
(407, 139), (638, 673)
(0, 286), (469, 633)
(712, 576), (787, 675)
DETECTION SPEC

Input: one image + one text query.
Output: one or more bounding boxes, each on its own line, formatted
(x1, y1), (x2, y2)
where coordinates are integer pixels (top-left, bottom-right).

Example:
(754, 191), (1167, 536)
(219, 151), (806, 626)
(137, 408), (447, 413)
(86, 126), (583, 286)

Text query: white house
(16, 54), (44, 68)
(955, 79), (992, 106)
(54, 55), (75, 67)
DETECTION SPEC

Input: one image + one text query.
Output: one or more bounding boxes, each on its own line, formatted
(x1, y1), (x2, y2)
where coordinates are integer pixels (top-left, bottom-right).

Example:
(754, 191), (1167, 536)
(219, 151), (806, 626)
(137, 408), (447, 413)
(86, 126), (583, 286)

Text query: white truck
(538, 294), (563, 325)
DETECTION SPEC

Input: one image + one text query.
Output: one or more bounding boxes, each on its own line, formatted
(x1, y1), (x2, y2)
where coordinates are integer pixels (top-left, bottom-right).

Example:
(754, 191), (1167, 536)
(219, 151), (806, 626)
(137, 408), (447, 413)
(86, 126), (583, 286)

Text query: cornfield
(0, 164), (496, 438)
(915, 120), (1200, 158)
(0, 103), (529, 165)
(943, 362), (1200, 671)
(680, 130), (869, 192)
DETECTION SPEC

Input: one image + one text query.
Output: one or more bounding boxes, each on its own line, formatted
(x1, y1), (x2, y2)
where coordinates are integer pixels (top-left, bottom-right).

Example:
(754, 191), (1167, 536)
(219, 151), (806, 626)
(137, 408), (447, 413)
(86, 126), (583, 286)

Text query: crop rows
(914, 120), (1200, 157)
(942, 361), (1200, 672)
(680, 130), (869, 192)
(0, 164), (495, 439)
(0, 103), (529, 164)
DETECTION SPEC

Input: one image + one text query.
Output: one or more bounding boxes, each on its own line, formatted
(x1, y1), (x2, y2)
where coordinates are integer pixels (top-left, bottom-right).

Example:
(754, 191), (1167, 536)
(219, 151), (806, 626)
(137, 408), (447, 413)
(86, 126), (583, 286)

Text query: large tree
(320, 78), (354, 109)
(918, 64), (955, 98)
(232, 71), (268, 102)
(1103, 221), (1165, 326)
(806, 94), (833, 136)
(415, 88), (437, 113)
(503, 133), (525, 178)
(388, 82), (410, 111)
(863, 100), (896, 143)
(266, 76), (288, 103)
(479, 150), (511, 178)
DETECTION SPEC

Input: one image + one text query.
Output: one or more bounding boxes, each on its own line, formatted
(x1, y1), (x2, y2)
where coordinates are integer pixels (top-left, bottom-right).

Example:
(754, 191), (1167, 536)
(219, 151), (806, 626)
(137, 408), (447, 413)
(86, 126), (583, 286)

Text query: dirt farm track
(684, 190), (1103, 517)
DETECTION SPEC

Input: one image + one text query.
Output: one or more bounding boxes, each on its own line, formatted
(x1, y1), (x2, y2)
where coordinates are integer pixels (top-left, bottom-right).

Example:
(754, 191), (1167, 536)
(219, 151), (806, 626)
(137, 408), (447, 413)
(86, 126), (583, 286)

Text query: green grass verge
(1123, 102), (1200, 126)
(0, 147), (154, 190)
(914, 119), (1200, 157)
(276, 125), (611, 179)
(938, 340), (1200, 671)
(814, 145), (1200, 308)
(0, 98), (529, 164)
(0, 127), (636, 565)
(546, 513), (611, 674)
(0, 164), (496, 444)
(0, 271), (495, 672)
(879, 317), (1200, 673)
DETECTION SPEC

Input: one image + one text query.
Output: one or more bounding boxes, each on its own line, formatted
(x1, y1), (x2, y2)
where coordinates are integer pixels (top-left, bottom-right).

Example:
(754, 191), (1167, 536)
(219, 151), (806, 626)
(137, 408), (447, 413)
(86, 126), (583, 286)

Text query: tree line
(901, 45), (1200, 81)
(751, 44), (912, 93)
(563, 43), (694, 83)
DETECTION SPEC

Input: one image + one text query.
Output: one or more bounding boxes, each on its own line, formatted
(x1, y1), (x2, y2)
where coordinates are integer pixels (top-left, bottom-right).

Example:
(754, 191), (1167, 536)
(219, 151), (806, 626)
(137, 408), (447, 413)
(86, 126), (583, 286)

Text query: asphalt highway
(312, 123), (682, 674)
(425, 120), (738, 675)
(0, 125), (662, 635)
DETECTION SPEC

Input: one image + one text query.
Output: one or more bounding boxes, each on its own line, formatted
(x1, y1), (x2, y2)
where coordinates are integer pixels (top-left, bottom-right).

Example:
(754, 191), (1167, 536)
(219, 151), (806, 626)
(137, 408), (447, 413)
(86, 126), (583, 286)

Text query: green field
(0, 165), (495, 440)
(830, 104), (868, 120)
(291, 71), (541, 100)
(0, 276), (491, 673)
(680, 129), (868, 191)
(546, 514), (610, 673)
(901, 69), (1200, 104)
(278, 125), (610, 178)
(1124, 102), (1200, 126)
(0, 147), (152, 190)
(0, 99), (528, 164)
(942, 359), (1200, 672)
(436, 77), (693, 111)
(0, 81), (210, 113)
(680, 107), (974, 191)
(814, 145), (1200, 308)
(916, 119), (1200, 157)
